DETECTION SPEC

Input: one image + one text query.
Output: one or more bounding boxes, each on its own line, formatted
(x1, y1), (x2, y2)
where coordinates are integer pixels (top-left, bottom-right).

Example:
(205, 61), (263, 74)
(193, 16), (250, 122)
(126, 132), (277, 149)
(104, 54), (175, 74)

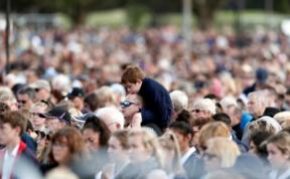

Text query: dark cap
(40, 107), (71, 125)
(256, 68), (268, 84)
(67, 88), (85, 100)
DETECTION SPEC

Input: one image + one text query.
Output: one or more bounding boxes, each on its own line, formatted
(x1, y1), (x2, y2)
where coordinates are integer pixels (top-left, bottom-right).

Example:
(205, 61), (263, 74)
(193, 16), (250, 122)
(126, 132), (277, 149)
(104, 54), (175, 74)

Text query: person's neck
(6, 137), (20, 153)
(181, 146), (190, 156)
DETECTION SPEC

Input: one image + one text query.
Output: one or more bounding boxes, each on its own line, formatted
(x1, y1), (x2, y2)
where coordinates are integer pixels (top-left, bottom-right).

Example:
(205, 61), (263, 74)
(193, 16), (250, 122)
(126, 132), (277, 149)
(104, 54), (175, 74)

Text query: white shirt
(181, 147), (196, 165)
(2, 144), (19, 179)
(270, 168), (290, 179)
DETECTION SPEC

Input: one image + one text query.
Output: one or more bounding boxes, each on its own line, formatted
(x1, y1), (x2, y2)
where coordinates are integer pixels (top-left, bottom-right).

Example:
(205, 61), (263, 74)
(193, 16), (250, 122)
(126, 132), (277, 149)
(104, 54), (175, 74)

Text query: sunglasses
(120, 100), (136, 108)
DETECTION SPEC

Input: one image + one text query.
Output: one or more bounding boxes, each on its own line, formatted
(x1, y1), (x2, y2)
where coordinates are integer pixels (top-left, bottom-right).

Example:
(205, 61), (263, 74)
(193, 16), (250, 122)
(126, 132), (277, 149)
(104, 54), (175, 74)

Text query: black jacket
(138, 78), (172, 130)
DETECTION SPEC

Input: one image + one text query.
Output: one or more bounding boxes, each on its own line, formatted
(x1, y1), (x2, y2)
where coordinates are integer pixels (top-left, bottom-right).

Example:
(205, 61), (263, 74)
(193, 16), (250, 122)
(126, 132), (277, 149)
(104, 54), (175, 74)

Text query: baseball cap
(67, 88), (85, 100)
(40, 107), (71, 125)
(30, 80), (51, 92)
(256, 68), (268, 84)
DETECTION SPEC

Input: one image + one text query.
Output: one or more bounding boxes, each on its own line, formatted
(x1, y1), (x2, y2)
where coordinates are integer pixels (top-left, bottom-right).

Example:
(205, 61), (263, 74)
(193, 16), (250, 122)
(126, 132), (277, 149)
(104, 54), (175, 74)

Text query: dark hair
(84, 93), (98, 112)
(249, 130), (273, 158)
(0, 102), (10, 113)
(50, 127), (85, 164)
(212, 113), (231, 126)
(17, 87), (37, 101)
(169, 121), (193, 136)
(83, 115), (110, 147)
(175, 109), (193, 126)
(0, 111), (27, 135)
(121, 65), (145, 84)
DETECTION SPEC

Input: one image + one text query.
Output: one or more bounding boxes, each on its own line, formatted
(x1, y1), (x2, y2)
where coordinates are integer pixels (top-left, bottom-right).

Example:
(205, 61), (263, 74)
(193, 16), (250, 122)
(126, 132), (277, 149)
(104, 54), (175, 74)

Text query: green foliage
(126, 4), (151, 29)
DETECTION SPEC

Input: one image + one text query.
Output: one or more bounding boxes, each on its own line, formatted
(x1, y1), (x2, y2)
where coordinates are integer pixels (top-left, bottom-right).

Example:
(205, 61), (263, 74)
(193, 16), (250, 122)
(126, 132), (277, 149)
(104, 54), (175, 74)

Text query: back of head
(94, 86), (115, 108)
(170, 90), (189, 113)
(121, 65), (145, 84)
(198, 122), (231, 150)
(206, 137), (240, 168)
(95, 106), (125, 129)
(212, 113), (231, 126)
(192, 98), (216, 115)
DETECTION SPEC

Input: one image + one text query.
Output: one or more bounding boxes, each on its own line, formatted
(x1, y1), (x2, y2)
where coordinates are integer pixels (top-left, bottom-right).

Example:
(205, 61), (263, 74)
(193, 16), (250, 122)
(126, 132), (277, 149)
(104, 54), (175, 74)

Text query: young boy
(0, 111), (36, 179)
(121, 65), (172, 132)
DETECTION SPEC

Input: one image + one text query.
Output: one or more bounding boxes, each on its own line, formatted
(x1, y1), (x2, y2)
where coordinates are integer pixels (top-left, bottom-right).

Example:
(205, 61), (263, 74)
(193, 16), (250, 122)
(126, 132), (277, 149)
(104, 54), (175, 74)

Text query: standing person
(0, 111), (37, 179)
(121, 65), (172, 132)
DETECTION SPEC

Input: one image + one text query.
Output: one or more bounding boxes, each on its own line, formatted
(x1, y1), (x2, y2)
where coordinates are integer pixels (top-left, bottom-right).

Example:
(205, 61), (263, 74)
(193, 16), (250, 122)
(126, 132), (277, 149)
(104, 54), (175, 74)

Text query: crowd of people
(0, 25), (290, 179)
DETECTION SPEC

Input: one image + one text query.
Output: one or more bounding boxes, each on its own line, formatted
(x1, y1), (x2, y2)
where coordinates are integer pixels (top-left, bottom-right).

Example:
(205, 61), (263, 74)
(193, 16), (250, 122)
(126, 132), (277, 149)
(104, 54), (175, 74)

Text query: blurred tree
(193, 0), (229, 30)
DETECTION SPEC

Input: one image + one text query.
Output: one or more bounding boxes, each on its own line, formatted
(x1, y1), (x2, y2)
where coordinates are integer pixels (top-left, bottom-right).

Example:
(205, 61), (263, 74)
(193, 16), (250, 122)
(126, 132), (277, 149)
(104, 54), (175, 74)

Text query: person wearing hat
(42, 107), (71, 134)
(67, 88), (86, 113)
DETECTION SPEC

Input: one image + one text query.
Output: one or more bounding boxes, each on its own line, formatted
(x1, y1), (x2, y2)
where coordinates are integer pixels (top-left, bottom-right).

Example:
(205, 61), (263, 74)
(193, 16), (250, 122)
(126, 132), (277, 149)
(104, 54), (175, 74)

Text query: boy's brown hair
(121, 65), (145, 84)
(0, 111), (27, 136)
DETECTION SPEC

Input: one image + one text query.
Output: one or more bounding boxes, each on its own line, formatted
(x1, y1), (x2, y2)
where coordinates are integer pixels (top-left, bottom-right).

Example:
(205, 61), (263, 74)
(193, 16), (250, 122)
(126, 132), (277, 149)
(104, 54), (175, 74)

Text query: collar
(5, 143), (20, 158)
(181, 147), (196, 165)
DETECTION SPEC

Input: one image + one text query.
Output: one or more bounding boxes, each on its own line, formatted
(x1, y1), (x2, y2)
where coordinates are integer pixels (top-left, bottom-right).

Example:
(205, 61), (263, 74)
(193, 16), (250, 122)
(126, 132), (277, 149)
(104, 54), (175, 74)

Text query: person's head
(247, 90), (271, 118)
(108, 129), (130, 163)
(169, 121), (193, 154)
(274, 111), (290, 129)
(121, 94), (142, 125)
(84, 92), (98, 112)
(30, 79), (51, 101)
(17, 87), (37, 110)
(212, 113), (231, 127)
(110, 83), (126, 105)
(203, 137), (240, 172)
(170, 90), (189, 119)
(249, 130), (272, 158)
(198, 122), (231, 152)
(30, 102), (48, 130)
(43, 107), (71, 134)
(266, 132), (290, 169)
(121, 65), (145, 94)
(94, 86), (115, 109)
(82, 115), (110, 151)
(0, 111), (27, 146)
(159, 131), (183, 173)
(248, 116), (281, 138)
(219, 96), (242, 126)
(0, 87), (18, 111)
(50, 127), (85, 165)
(191, 98), (216, 127)
(128, 128), (163, 166)
(67, 88), (85, 111)
(95, 107), (125, 132)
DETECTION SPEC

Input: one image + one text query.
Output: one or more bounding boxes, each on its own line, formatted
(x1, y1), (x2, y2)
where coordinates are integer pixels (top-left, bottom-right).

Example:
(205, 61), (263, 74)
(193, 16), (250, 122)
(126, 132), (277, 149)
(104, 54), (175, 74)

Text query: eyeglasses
(120, 100), (136, 108)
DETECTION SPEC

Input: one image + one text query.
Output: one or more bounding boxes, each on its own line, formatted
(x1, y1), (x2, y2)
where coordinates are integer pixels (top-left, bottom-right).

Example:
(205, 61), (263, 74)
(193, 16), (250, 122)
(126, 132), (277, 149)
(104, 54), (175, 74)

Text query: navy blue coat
(138, 78), (172, 130)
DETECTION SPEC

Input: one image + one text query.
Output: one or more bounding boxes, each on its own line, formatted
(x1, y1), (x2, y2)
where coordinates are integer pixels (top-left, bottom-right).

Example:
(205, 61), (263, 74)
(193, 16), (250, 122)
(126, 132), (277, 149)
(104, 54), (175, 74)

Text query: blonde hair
(159, 131), (183, 174)
(274, 111), (290, 128)
(206, 137), (240, 168)
(129, 128), (165, 168)
(267, 132), (290, 156)
(198, 122), (231, 150)
(94, 86), (115, 108)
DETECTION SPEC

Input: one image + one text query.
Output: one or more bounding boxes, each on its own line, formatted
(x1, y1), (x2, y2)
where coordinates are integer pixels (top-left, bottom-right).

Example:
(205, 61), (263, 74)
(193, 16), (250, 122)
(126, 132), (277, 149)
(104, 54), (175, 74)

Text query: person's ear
(15, 126), (22, 136)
